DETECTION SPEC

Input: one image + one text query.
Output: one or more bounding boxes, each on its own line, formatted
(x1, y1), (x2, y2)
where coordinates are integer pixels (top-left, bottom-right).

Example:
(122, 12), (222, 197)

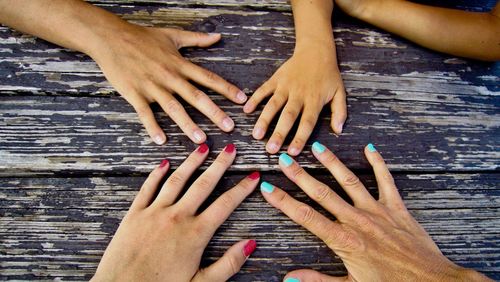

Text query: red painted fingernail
(248, 171), (260, 180)
(224, 143), (235, 153)
(197, 143), (209, 154)
(159, 159), (169, 168)
(243, 240), (257, 257)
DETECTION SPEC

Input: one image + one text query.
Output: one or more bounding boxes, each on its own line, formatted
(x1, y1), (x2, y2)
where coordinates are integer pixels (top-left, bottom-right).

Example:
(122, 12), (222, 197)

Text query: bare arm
(0, 0), (247, 145)
(336, 0), (500, 61)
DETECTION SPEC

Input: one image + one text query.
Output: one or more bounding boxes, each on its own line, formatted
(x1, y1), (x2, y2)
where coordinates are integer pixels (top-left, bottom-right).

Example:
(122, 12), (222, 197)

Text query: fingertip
(260, 181), (275, 194)
(153, 133), (167, 145)
(236, 91), (248, 104)
(243, 239), (257, 257)
(287, 146), (301, 156)
(243, 101), (255, 113)
(193, 129), (207, 144)
(266, 141), (280, 154)
(279, 153), (294, 167)
(252, 127), (265, 140)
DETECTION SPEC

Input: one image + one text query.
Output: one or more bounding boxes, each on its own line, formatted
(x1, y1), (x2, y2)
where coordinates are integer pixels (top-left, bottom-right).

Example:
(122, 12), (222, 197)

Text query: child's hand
(243, 43), (346, 156)
(92, 24), (247, 145)
(261, 143), (490, 281)
(92, 144), (259, 281)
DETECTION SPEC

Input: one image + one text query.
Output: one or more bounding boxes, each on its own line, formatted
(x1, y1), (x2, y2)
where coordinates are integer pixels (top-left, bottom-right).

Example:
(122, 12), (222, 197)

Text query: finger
(154, 88), (206, 144)
(278, 153), (357, 222)
(364, 143), (404, 209)
(154, 144), (209, 207)
(131, 159), (170, 211)
(130, 97), (166, 145)
(311, 141), (376, 207)
(330, 87), (347, 135)
(260, 181), (351, 251)
(176, 143), (236, 214)
(169, 78), (235, 132)
(287, 105), (321, 156)
(252, 92), (287, 140)
(284, 269), (348, 282)
(183, 62), (247, 104)
(243, 79), (276, 113)
(199, 172), (260, 229)
(266, 101), (301, 154)
(192, 239), (256, 282)
(169, 29), (221, 48)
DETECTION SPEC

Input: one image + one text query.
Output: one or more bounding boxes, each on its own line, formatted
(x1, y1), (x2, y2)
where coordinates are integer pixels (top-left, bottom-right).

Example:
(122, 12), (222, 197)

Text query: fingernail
(253, 127), (264, 139)
(153, 134), (166, 145)
(285, 278), (300, 282)
(197, 143), (209, 154)
(336, 121), (344, 134)
(260, 181), (274, 193)
(243, 102), (252, 113)
(267, 141), (280, 153)
(222, 117), (234, 131)
(312, 141), (326, 153)
(367, 143), (377, 152)
(288, 147), (300, 156)
(193, 130), (205, 143)
(209, 33), (220, 37)
(279, 153), (293, 167)
(159, 159), (169, 168)
(248, 171), (260, 180)
(243, 240), (257, 256)
(224, 143), (235, 153)
(236, 91), (247, 103)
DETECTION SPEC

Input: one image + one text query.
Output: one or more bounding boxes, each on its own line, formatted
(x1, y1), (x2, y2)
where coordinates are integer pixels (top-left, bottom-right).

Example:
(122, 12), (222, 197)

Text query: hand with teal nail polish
(243, 0), (347, 157)
(262, 144), (491, 282)
(92, 146), (259, 281)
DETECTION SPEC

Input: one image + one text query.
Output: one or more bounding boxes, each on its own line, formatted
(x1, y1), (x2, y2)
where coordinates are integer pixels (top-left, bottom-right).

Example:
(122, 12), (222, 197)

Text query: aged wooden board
(0, 94), (498, 175)
(0, 173), (499, 281)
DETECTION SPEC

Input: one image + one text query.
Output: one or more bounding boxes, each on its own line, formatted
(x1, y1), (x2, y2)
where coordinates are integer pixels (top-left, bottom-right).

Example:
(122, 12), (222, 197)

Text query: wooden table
(0, 0), (498, 280)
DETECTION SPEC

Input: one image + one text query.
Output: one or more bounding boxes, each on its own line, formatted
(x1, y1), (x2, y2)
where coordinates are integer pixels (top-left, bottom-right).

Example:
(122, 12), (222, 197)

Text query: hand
(92, 144), (259, 281)
(334, 0), (396, 18)
(91, 23), (247, 145)
(243, 42), (346, 156)
(260, 143), (491, 281)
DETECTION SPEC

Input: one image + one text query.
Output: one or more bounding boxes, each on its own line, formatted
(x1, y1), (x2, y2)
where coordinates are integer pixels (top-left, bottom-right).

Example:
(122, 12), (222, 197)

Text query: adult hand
(92, 144), (259, 281)
(260, 142), (491, 281)
(92, 23), (247, 145)
(243, 42), (346, 156)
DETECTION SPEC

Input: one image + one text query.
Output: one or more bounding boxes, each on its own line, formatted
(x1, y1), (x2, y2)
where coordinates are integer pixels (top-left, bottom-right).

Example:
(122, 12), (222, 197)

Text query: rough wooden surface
(1, 173), (499, 281)
(0, 0), (499, 281)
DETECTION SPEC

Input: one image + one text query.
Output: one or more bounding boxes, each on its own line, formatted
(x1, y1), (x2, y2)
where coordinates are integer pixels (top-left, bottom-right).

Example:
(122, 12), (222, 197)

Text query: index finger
(182, 62), (247, 104)
(260, 181), (351, 251)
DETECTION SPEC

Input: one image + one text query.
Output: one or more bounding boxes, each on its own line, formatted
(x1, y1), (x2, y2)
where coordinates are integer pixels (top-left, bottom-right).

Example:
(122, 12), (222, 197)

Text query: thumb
(330, 86), (347, 135)
(169, 29), (221, 49)
(192, 239), (256, 282)
(284, 269), (348, 282)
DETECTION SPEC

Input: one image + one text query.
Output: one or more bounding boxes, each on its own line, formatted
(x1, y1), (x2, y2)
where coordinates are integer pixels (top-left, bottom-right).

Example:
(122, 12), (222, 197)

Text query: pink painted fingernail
(222, 117), (234, 131)
(224, 143), (235, 153)
(153, 134), (166, 145)
(248, 171), (260, 180)
(159, 159), (169, 168)
(252, 127), (264, 139)
(193, 130), (205, 143)
(197, 143), (209, 154)
(243, 240), (257, 257)
(236, 91), (247, 103)
(288, 147), (300, 156)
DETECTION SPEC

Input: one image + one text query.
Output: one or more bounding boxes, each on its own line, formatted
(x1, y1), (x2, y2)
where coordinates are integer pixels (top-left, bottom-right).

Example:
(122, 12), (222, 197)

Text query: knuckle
(204, 69), (219, 82)
(290, 166), (306, 179)
(283, 108), (298, 119)
(313, 185), (332, 203)
(219, 192), (235, 209)
(328, 230), (361, 251)
(227, 256), (240, 275)
(164, 99), (181, 113)
(296, 205), (315, 225)
(302, 117), (317, 130)
(134, 104), (151, 118)
(323, 152), (338, 164)
(167, 173), (184, 187)
(355, 213), (374, 230)
(191, 89), (205, 100)
(226, 84), (239, 96)
(196, 176), (213, 189)
(342, 173), (361, 188)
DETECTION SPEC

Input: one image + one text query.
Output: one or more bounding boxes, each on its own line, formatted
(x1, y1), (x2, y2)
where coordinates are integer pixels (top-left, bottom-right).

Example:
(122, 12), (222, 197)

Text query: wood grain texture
(0, 4), (498, 174)
(1, 173), (499, 281)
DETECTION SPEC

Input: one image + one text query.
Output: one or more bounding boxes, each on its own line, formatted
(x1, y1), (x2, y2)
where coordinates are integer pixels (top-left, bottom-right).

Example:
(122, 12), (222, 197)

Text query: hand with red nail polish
(0, 0), (246, 146)
(262, 144), (491, 282)
(243, 0), (347, 156)
(92, 145), (259, 281)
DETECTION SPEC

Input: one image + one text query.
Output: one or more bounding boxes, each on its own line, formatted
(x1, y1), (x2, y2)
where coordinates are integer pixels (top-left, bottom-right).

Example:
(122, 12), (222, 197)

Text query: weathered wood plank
(0, 94), (498, 175)
(0, 173), (499, 281)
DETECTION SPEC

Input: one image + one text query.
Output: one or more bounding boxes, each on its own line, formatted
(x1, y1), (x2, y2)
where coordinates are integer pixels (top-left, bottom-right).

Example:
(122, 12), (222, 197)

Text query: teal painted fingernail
(260, 181), (274, 193)
(312, 141), (326, 153)
(279, 153), (293, 167)
(367, 143), (376, 152)
(285, 278), (300, 282)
